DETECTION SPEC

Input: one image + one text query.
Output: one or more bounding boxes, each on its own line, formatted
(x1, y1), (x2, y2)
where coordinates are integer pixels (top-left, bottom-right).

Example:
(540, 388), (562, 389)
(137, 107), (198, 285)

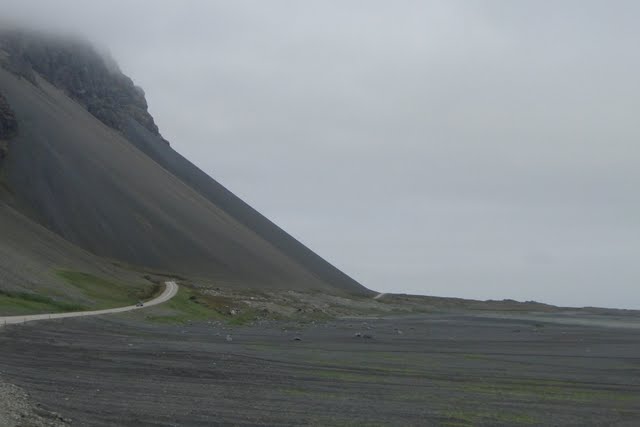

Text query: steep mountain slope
(0, 201), (131, 296)
(0, 30), (368, 295)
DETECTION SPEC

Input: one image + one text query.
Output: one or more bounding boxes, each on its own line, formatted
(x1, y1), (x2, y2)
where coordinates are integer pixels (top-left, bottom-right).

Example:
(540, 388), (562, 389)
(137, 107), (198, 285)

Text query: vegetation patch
(0, 289), (85, 316)
(311, 369), (390, 383)
(460, 379), (638, 404)
(55, 269), (155, 309)
(147, 285), (281, 325)
(281, 388), (342, 400)
(227, 307), (262, 326)
(440, 409), (537, 426)
(306, 416), (386, 427)
(145, 287), (224, 324)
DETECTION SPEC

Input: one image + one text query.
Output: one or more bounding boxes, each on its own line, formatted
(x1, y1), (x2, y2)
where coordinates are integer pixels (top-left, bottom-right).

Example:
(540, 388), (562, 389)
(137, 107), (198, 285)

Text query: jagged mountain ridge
(0, 29), (161, 138)
(0, 29), (369, 295)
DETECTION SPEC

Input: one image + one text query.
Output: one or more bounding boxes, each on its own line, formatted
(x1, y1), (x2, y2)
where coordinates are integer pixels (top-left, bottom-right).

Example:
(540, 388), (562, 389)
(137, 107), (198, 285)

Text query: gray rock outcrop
(0, 29), (162, 140)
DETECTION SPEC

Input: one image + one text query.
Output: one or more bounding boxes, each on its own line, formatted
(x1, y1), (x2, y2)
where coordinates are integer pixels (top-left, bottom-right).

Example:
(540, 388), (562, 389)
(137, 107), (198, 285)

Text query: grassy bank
(0, 270), (159, 316)
(55, 269), (158, 310)
(145, 287), (223, 324)
(0, 290), (86, 316)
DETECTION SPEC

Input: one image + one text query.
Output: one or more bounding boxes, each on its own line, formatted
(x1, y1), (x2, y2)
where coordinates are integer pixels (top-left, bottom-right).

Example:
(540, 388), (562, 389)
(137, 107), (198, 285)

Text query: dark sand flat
(1, 312), (639, 426)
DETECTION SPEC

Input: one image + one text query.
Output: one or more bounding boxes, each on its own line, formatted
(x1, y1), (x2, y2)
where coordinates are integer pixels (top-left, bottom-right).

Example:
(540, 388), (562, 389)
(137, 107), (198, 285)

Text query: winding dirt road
(0, 281), (178, 327)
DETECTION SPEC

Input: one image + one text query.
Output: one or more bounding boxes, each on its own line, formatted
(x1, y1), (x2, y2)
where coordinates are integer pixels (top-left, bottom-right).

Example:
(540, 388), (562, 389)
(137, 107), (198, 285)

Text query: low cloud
(3, 0), (639, 308)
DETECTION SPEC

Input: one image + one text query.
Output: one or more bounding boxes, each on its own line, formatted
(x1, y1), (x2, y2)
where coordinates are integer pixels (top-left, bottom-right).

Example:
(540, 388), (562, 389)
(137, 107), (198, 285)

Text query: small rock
(363, 334), (373, 339)
(225, 334), (233, 342)
(292, 337), (302, 341)
(354, 332), (362, 338)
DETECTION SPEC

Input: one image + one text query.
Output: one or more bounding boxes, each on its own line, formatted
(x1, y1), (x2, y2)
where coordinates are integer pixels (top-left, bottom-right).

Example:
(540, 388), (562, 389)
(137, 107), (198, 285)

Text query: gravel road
(0, 281), (178, 327)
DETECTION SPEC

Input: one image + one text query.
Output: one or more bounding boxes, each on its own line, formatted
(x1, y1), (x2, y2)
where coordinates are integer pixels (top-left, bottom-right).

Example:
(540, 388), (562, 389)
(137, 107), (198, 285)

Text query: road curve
(0, 281), (179, 327)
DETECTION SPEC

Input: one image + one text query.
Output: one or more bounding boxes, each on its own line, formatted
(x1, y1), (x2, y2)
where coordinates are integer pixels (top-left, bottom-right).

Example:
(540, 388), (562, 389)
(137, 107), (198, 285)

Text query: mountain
(0, 29), (369, 296)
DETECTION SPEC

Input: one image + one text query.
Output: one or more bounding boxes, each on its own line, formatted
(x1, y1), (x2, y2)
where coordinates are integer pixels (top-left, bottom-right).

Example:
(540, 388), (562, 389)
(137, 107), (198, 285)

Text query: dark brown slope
(0, 31), (369, 295)
(0, 200), (138, 298)
(122, 117), (368, 296)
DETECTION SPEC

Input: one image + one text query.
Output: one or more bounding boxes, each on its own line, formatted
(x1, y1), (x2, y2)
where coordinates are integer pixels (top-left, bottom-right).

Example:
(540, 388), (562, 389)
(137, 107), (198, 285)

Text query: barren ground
(1, 308), (640, 426)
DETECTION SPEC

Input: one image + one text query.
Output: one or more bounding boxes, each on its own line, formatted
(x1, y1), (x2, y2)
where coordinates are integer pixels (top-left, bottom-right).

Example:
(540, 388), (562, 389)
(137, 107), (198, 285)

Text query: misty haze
(1, 1), (639, 426)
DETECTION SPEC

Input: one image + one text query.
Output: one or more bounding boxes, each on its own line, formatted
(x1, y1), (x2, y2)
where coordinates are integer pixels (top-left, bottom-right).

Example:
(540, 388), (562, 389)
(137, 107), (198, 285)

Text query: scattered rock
(225, 335), (233, 342)
(363, 334), (373, 339)
(354, 332), (362, 338)
(0, 377), (69, 426)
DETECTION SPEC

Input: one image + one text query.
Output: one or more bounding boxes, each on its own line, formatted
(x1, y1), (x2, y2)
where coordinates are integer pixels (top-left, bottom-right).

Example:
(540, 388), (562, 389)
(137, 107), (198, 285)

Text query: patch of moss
(306, 416), (386, 427)
(145, 287), (223, 324)
(227, 308), (261, 326)
(55, 269), (154, 309)
(311, 369), (385, 383)
(461, 379), (637, 404)
(0, 289), (85, 315)
(440, 409), (537, 426)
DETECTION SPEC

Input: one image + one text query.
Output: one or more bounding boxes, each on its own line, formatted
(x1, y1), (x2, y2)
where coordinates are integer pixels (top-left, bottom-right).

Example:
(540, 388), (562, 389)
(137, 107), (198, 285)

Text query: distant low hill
(0, 28), (369, 296)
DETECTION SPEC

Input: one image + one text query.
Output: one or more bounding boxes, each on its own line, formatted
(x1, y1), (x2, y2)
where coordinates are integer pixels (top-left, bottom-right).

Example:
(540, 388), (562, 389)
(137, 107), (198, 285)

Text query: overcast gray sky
(4, 1), (639, 308)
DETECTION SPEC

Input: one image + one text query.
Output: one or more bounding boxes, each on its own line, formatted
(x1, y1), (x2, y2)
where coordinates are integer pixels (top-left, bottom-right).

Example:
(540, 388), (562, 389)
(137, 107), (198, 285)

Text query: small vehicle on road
(136, 301), (144, 307)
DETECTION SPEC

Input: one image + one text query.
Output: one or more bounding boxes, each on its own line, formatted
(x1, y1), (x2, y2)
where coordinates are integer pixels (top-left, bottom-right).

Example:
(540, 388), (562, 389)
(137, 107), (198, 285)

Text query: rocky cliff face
(0, 29), (162, 141)
(0, 91), (17, 161)
(0, 92), (17, 138)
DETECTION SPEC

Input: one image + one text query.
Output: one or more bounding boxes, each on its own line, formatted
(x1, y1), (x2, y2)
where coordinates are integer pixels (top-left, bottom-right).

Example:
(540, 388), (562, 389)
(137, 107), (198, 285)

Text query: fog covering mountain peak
(0, 28), (161, 139)
(0, 28), (369, 295)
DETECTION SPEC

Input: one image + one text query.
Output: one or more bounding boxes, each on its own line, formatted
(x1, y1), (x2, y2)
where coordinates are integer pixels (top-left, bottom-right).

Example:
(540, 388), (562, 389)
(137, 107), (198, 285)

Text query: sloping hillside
(0, 30), (368, 295)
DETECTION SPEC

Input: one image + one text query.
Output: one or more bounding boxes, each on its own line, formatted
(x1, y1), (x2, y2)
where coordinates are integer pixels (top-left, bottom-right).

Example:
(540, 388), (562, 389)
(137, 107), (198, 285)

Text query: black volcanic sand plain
(1, 310), (640, 426)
